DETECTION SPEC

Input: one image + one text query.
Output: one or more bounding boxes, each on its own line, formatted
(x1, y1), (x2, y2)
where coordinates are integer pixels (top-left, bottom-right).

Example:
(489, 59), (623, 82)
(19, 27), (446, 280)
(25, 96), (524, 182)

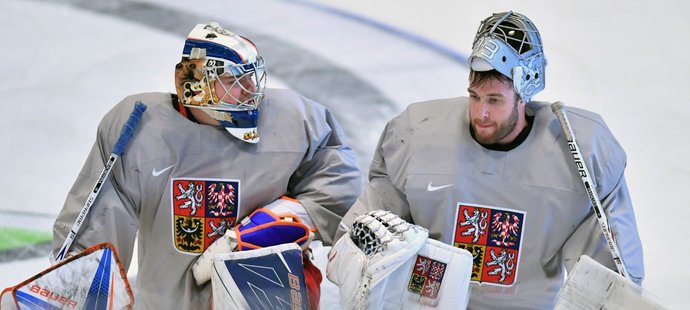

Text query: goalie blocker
(211, 243), (317, 310)
(554, 255), (666, 310)
(327, 210), (473, 310)
(192, 197), (315, 286)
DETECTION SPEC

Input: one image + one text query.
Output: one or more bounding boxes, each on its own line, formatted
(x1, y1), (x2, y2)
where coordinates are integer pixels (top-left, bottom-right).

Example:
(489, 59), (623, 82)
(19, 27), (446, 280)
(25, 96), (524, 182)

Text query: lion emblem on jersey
(171, 178), (241, 254)
(453, 203), (525, 286)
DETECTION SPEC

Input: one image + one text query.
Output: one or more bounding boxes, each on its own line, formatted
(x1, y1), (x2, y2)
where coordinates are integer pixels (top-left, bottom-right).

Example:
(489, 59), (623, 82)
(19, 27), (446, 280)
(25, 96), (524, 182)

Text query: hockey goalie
(326, 210), (473, 310)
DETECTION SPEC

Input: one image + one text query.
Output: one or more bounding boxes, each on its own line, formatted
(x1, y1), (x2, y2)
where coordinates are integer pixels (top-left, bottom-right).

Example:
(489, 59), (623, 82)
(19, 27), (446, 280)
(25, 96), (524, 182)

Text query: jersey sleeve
(560, 122), (645, 285)
(562, 175), (644, 285)
(288, 105), (363, 246)
(51, 101), (141, 269)
(335, 122), (412, 243)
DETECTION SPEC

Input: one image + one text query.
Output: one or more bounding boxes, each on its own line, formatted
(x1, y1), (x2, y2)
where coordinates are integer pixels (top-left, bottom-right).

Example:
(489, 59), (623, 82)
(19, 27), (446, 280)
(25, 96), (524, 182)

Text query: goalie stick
(53, 102), (147, 262)
(551, 102), (629, 279)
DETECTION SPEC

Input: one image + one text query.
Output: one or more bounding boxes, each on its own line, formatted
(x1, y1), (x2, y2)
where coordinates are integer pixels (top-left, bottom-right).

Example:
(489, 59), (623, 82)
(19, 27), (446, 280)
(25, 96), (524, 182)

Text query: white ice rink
(1, 0), (688, 308)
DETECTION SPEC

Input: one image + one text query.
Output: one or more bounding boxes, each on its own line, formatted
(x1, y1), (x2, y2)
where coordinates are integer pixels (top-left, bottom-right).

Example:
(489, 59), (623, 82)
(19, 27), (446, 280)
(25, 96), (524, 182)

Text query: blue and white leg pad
(211, 243), (309, 310)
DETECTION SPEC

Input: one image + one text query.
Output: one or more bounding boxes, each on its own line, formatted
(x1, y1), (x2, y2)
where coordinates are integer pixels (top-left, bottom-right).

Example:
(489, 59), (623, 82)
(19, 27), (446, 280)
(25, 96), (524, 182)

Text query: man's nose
(480, 102), (490, 119)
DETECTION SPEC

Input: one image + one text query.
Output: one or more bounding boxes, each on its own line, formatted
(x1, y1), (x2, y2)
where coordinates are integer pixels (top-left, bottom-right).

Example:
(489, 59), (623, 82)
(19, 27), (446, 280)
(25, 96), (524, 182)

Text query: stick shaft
(53, 102), (146, 262)
(551, 102), (629, 278)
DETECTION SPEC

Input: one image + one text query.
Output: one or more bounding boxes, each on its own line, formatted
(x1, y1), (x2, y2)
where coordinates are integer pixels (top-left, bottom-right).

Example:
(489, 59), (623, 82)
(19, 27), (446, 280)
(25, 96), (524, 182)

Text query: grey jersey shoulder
(261, 88), (348, 147)
(99, 92), (172, 130)
(531, 101), (628, 193)
(386, 97), (468, 135)
(261, 88), (330, 122)
(97, 92), (172, 142)
(95, 92), (186, 177)
(375, 97), (468, 181)
(531, 101), (626, 162)
(531, 101), (613, 136)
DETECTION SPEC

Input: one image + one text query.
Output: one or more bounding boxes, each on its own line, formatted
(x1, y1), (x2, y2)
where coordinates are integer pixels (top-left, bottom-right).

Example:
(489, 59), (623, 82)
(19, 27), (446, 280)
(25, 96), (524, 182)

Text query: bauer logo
(452, 203), (525, 286)
(407, 255), (447, 299)
(171, 178), (240, 253)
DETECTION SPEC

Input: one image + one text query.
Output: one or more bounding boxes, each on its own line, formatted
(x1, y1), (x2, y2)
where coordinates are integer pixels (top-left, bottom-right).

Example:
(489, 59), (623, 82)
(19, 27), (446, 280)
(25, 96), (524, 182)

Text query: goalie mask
(174, 22), (266, 143)
(469, 11), (546, 102)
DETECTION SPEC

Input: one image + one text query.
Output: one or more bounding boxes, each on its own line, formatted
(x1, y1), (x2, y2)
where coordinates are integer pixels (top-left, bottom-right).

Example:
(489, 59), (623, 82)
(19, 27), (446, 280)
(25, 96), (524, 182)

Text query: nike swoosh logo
(152, 164), (175, 177)
(427, 182), (453, 192)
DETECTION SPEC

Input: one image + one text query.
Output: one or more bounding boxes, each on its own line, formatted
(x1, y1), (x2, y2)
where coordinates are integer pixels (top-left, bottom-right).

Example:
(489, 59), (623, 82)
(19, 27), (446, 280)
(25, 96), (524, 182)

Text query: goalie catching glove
(327, 210), (474, 310)
(192, 196), (315, 286)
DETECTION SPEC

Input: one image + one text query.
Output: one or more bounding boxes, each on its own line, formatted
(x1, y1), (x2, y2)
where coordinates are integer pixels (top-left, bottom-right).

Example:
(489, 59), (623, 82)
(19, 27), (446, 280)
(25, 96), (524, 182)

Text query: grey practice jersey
(52, 89), (362, 310)
(339, 97), (644, 309)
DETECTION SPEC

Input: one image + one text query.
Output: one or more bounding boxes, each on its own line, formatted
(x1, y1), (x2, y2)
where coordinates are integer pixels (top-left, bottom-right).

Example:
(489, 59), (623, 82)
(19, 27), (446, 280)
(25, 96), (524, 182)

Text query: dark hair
(469, 70), (521, 101)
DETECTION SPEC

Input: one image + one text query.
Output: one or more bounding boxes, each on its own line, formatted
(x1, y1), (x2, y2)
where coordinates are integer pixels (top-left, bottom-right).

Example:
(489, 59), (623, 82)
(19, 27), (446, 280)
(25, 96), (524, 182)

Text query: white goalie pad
(211, 243), (309, 310)
(327, 211), (473, 310)
(554, 255), (666, 310)
(0, 243), (134, 310)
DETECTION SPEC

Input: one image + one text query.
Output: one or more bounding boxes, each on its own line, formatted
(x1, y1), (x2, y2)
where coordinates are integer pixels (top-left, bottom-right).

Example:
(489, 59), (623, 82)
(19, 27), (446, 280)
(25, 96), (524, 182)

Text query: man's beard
(472, 102), (518, 145)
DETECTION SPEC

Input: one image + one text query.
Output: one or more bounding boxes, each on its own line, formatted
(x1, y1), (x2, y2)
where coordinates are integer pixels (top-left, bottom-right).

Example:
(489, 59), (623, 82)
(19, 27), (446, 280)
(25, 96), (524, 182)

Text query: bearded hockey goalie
(326, 210), (473, 310)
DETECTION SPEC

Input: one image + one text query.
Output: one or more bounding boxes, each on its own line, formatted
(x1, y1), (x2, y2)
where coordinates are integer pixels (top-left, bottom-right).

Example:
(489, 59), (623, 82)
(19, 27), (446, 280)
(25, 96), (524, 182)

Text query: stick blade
(554, 255), (665, 310)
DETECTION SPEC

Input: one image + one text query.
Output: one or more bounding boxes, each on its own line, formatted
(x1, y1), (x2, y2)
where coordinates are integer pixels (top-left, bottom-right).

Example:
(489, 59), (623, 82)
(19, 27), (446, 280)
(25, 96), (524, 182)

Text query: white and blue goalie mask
(468, 11), (546, 102)
(174, 22), (266, 143)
